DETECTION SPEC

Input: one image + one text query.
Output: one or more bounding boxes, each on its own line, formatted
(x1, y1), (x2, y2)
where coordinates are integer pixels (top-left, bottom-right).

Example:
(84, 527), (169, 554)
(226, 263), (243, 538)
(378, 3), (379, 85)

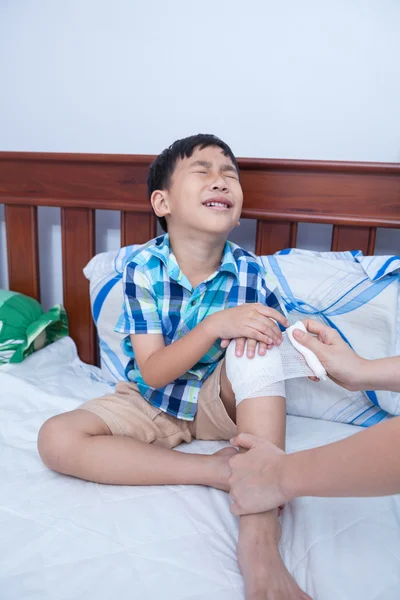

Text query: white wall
(0, 0), (399, 307)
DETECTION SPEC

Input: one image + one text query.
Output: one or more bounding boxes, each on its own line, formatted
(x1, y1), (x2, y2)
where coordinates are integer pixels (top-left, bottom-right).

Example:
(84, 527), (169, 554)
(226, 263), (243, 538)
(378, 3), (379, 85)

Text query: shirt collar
(148, 234), (239, 283)
(218, 241), (239, 277)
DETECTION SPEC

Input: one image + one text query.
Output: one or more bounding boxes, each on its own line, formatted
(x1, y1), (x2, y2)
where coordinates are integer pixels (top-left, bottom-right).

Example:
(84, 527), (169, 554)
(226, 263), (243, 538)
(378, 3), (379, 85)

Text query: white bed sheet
(0, 338), (399, 600)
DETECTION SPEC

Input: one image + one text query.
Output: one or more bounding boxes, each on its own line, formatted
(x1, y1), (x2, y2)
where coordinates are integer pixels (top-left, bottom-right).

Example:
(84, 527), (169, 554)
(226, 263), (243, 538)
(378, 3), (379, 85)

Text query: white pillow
(84, 245), (138, 383)
(84, 247), (400, 426)
(263, 250), (400, 426)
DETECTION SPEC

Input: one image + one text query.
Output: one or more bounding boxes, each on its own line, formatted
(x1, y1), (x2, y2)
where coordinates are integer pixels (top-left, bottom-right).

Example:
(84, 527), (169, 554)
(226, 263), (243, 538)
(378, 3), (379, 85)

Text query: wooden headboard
(0, 152), (399, 365)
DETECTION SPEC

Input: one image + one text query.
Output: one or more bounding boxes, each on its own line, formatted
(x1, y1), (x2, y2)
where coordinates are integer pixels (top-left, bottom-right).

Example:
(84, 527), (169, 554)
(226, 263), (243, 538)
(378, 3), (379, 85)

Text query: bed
(0, 152), (400, 600)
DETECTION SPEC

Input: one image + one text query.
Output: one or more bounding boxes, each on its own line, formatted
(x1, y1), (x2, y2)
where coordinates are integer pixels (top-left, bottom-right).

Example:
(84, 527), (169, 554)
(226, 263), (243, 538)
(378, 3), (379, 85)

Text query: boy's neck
(168, 230), (227, 288)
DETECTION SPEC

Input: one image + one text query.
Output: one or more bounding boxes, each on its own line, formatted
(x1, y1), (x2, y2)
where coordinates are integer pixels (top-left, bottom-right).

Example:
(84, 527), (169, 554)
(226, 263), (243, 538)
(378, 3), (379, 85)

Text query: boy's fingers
(255, 319), (281, 345)
(263, 320), (282, 341)
(245, 326), (274, 346)
(220, 339), (230, 348)
(235, 338), (246, 357)
(258, 341), (267, 355)
(246, 339), (257, 358)
(247, 318), (277, 342)
(256, 305), (289, 328)
(268, 324), (283, 345)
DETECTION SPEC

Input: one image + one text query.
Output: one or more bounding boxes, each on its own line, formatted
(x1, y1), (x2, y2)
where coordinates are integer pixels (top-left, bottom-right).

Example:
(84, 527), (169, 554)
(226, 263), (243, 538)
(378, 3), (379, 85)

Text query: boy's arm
(130, 322), (215, 389)
(117, 262), (216, 389)
(221, 266), (287, 358)
(121, 262), (287, 389)
(132, 303), (287, 389)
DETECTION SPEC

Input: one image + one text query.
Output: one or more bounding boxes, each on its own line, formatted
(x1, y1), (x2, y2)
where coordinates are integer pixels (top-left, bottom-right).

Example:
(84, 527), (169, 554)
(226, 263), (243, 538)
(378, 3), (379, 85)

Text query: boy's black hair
(147, 134), (239, 232)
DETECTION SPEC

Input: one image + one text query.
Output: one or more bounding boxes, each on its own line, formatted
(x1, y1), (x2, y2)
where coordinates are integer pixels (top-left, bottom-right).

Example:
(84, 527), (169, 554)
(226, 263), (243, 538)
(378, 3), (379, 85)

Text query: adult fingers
(230, 501), (244, 517)
(230, 432), (261, 450)
(300, 319), (338, 344)
(292, 328), (326, 355)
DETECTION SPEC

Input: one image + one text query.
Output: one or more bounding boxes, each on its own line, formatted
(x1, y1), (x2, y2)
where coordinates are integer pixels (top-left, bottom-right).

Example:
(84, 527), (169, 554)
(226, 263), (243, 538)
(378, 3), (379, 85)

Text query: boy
(38, 134), (310, 600)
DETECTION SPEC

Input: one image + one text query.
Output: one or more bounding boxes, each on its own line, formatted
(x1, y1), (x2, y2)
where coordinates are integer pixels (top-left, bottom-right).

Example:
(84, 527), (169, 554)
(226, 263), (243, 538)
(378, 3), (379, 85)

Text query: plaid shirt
(115, 234), (283, 420)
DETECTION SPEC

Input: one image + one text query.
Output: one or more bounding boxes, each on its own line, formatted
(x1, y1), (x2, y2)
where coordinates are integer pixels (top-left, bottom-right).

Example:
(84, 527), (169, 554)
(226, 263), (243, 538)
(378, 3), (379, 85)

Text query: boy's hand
(220, 337), (272, 358)
(212, 304), (289, 355)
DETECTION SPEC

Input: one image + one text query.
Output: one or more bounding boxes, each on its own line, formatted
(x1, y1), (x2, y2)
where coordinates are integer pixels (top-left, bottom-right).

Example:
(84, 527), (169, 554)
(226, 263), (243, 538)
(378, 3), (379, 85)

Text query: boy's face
(152, 145), (243, 236)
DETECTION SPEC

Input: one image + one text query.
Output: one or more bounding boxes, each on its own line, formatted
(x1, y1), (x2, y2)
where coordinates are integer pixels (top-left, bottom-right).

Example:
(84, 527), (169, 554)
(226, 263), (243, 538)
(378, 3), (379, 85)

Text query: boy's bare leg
(220, 365), (311, 600)
(38, 409), (236, 489)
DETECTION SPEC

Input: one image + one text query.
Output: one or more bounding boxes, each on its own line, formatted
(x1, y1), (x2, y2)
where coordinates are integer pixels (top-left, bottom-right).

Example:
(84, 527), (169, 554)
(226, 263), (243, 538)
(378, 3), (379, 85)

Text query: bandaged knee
(225, 321), (327, 405)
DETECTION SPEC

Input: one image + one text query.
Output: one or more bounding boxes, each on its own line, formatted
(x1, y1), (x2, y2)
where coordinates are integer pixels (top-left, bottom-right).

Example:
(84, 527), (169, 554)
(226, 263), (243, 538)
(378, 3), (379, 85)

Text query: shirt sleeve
(114, 261), (163, 335)
(256, 263), (287, 318)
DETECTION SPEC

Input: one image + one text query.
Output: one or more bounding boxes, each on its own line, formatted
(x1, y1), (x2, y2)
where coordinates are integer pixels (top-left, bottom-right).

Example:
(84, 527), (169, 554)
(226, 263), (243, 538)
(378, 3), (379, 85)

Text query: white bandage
(286, 321), (327, 379)
(225, 321), (327, 405)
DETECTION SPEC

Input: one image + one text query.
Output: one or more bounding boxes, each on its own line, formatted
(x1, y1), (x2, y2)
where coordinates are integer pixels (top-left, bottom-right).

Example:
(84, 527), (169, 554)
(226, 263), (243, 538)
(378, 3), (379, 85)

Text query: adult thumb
(292, 328), (324, 356)
(230, 432), (258, 450)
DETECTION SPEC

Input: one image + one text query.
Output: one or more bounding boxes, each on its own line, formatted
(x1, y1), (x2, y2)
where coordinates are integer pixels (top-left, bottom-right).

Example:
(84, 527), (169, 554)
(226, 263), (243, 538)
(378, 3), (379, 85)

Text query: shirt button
(191, 299), (197, 306)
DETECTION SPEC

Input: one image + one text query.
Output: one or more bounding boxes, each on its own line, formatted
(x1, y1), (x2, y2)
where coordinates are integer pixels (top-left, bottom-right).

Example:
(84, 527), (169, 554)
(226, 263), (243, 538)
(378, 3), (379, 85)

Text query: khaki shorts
(78, 360), (237, 448)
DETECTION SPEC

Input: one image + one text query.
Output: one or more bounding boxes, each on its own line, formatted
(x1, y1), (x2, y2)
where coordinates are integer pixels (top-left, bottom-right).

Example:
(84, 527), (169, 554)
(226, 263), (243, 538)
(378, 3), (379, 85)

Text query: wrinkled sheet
(1, 338), (399, 600)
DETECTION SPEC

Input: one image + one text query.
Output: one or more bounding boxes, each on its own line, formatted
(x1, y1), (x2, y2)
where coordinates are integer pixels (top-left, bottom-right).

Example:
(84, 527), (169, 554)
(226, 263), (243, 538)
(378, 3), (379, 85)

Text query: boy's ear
(151, 190), (170, 219)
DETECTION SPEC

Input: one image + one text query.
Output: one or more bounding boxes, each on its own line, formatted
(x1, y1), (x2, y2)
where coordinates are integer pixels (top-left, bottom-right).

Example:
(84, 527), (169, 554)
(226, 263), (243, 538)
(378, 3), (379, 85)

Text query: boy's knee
(225, 341), (286, 405)
(37, 413), (81, 472)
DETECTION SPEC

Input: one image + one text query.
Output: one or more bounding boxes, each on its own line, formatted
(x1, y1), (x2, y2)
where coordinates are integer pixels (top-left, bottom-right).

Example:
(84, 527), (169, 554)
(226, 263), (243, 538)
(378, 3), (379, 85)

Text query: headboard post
(4, 204), (40, 301)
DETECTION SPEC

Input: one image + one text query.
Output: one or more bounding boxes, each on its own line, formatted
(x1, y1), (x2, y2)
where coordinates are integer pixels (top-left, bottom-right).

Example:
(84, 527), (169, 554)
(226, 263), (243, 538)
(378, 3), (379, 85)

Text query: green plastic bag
(0, 290), (69, 364)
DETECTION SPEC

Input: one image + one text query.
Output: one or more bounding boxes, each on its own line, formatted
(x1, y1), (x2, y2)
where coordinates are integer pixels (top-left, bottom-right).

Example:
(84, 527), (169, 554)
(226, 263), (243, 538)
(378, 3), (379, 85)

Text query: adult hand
(293, 319), (369, 391)
(229, 433), (289, 515)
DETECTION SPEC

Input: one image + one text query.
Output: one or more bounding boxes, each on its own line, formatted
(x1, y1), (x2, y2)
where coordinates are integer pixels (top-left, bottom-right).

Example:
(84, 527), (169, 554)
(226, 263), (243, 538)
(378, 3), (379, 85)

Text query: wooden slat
(5, 204), (40, 300)
(61, 207), (96, 365)
(331, 225), (376, 254)
(121, 212), (156, 246)
(256, 220), (298, 255)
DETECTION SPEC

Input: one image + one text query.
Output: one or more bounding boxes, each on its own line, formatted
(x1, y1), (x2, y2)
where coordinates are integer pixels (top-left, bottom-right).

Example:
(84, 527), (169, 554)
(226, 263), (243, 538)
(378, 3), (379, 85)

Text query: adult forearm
(283, 416), (400, 499)
(361, 357), (400, 392)
(140, 318), (216, 388)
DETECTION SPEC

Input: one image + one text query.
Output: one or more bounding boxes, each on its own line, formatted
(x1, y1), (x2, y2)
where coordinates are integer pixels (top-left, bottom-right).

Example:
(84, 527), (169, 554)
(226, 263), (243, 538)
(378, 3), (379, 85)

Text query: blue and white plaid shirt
(115, 234), (283, 420)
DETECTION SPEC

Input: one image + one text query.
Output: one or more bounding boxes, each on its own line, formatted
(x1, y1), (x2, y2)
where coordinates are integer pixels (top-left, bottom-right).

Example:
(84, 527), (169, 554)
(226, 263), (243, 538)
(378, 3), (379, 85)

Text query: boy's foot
(238, 514), (312, 600)
(210, 447), (238, 491)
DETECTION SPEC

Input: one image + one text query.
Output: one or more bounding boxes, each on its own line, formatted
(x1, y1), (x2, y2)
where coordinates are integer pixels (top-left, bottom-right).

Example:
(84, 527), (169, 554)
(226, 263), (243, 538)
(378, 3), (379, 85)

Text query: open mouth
(202, 199), (232, 210)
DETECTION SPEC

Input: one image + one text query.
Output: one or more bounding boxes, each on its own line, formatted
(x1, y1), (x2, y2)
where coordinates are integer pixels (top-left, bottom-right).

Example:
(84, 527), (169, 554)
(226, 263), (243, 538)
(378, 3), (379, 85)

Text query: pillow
(0, 290), (68, 364)
(84, 245), (137, 382)
(84, 246), (400, 426)
(262, 250), (400, 425)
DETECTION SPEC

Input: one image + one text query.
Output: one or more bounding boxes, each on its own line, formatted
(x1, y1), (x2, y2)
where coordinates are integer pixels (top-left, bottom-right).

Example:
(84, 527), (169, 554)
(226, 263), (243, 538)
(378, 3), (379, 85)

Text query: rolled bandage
(286, 321), (327, 380)
(225, 320), (327, 405)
